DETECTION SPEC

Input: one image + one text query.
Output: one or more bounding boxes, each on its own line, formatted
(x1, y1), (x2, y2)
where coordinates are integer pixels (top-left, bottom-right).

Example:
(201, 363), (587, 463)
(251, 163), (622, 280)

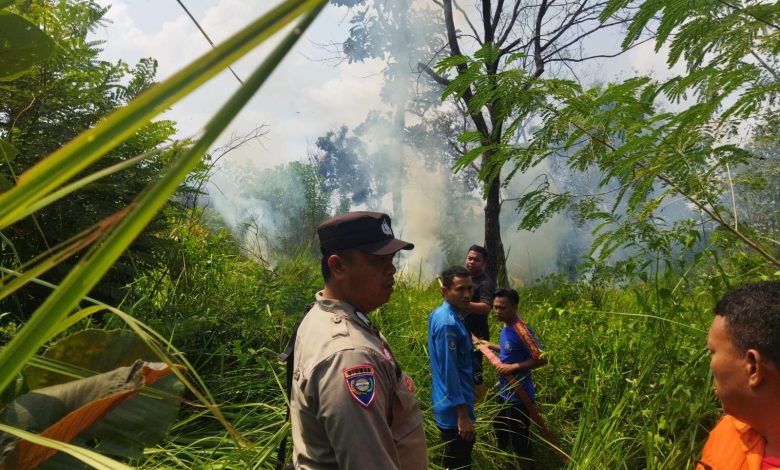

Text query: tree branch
(418, 62), (452, 86)
(548, 104), (780, 268)
(452, 0), (483, 44)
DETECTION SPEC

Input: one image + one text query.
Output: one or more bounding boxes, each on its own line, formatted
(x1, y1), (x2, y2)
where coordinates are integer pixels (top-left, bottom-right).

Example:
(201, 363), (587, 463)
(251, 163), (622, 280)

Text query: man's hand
(457, 413), (474, 442)
(495, 361), (518, 376)
(472, 338), (500, 353)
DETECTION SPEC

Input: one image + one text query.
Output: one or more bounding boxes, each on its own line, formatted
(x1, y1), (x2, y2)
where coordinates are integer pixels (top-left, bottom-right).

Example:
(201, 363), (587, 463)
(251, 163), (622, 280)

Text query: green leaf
(0, 0), (326, 418)
(0, 139), (19, 162)
(0, 424), (133, 469)
(0, 174), (11, 192)
(0, 13), (55, 81)
(23, 330), (184, 459)
(0, 0), (23, 9)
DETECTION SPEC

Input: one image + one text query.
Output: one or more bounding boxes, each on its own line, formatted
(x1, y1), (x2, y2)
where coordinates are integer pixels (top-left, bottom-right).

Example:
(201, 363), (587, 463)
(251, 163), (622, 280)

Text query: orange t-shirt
(697, 415), (765, 470)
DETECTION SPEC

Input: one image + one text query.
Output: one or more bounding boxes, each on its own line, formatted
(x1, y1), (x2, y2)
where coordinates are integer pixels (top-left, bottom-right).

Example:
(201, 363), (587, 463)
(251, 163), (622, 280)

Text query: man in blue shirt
(429, 265), (476, 469)
(482, 288), (547, 469)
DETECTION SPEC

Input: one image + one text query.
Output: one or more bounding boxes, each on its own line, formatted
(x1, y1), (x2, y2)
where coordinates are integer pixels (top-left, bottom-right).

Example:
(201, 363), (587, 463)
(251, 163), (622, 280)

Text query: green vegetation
(1, 0), (779, 468)
(101, 228), (778, 468)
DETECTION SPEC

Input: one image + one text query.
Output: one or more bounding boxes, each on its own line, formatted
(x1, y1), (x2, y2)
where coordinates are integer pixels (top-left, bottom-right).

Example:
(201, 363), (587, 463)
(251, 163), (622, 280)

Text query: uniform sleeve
(513, 321), (543, 360)
(307, 348), (401, 470)
(431, 323), (468, 408)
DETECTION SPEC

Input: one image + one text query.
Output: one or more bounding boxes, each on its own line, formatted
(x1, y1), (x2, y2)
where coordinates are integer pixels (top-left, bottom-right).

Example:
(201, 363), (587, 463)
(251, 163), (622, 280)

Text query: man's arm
(455, 404), (474, 442)
(468, 276), (495, 315)
(432, 324), (470, 408)
(473, 338), (500, 352)
(495, 357), (547, 376)
(467, 300), (491, 315)
(312, 350), (402, 469)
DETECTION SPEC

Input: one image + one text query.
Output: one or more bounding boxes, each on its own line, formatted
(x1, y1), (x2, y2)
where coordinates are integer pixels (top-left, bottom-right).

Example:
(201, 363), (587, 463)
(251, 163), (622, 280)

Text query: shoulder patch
(343, 364), (376, 408)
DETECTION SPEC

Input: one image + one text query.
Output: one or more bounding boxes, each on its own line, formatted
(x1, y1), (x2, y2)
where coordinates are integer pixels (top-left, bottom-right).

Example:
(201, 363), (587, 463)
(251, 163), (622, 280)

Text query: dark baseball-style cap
(317, 211), (414, 255)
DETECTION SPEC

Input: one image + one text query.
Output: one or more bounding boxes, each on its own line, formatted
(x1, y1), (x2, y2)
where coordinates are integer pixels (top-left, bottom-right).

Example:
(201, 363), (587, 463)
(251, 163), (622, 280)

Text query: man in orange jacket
(697, 281), (780, 470)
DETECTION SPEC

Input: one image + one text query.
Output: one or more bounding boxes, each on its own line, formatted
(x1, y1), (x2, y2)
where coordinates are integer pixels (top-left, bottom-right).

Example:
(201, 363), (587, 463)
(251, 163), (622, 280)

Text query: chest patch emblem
(344, 364), (376, 408)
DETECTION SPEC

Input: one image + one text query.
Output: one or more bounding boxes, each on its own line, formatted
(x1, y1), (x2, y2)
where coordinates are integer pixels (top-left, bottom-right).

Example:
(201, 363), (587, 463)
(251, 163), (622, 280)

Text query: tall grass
(125, 247), (744, 468)
(0, 0), (326, 465)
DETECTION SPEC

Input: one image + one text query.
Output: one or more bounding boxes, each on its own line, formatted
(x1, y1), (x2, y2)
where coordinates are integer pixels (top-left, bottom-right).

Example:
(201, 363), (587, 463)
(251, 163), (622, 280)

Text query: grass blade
(0, 0), (320, 228)
(0, 423), (133, 470)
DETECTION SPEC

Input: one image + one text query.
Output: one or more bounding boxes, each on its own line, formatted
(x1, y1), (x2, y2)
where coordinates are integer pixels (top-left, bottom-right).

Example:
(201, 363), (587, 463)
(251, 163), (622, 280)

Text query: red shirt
(762, 455), (780, 470)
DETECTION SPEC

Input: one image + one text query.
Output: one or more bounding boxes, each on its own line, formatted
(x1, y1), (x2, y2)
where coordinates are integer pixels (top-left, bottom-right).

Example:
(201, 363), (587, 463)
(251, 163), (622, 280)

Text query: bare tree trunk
(484, 172), (507, 287)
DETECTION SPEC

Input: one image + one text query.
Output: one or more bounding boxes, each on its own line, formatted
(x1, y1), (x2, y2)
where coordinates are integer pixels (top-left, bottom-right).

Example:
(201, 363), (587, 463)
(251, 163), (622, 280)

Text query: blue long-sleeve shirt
(428, 300), (475, 429)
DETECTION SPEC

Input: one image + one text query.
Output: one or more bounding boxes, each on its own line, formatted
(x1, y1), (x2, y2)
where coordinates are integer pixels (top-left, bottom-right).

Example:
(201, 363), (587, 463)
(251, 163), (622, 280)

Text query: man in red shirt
(697, 281), (780, 470)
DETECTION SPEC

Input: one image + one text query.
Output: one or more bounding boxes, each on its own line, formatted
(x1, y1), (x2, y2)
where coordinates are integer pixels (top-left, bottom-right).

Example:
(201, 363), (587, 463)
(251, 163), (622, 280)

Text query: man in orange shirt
(697, 281), (780, 470)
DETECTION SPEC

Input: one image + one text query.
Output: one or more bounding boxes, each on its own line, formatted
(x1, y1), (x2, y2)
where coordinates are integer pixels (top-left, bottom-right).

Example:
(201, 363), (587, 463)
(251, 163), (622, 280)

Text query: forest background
(0, 0), (778, 468)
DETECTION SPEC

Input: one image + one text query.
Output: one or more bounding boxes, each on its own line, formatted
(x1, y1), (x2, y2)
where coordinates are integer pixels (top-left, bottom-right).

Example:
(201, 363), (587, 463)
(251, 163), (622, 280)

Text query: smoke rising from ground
(206, 0), (700, 284)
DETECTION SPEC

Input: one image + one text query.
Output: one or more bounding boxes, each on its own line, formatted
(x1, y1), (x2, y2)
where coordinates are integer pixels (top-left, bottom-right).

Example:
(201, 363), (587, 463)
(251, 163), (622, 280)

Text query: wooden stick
(472, 334), (569, 463)
(437, 274), (568, 462)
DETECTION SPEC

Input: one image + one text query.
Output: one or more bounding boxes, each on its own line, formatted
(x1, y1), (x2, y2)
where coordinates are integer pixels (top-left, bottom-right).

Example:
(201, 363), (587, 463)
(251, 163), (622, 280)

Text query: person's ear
(745, 349), (764, 388)
(440, 285), (447, 298)
(328, 254), (346, 278)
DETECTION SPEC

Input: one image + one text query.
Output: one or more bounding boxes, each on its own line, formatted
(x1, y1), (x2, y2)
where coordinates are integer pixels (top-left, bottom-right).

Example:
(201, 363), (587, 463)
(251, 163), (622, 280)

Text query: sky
(90, 0), (681, 280)
(92, 0), (677, 170)
(93, 0), (390, 168)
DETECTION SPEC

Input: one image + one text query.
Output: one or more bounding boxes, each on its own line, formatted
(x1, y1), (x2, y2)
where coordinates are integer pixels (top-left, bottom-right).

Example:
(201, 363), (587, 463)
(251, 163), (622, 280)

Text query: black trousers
(472, 350), (484, 385)
(495, 396), (532, 461)
(439, 427), (475, 470)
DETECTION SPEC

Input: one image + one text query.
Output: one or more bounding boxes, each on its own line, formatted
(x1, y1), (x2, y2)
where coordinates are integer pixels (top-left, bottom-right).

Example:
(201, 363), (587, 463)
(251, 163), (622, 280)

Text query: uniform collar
(442, 300), (466, 319)
(316, 291), (375, 330)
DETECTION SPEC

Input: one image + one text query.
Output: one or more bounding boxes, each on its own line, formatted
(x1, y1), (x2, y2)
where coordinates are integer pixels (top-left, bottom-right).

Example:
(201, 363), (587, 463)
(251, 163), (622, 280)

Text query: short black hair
(715, 281), (780, 367)
(494, 288), (519, 305)
(468, 244), (488, 259)
(441, 265), (470, 288)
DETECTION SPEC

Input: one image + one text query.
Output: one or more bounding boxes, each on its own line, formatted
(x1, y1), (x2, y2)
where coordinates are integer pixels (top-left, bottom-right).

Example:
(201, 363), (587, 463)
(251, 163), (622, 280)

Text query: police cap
(318, 211), (414, 255)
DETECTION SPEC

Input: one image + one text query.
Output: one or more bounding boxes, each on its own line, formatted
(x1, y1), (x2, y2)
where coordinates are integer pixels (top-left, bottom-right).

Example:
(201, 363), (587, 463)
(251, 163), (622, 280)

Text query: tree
(311, 125), (371, 211)
(455, 0), (780, 269)
(333, 0), (446, 218)
(411, 0), (646, 284)
(0, 1), (182, 317)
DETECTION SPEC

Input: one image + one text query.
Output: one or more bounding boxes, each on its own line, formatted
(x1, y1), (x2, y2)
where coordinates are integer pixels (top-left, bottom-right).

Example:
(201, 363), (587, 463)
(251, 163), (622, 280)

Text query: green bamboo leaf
(0, 0), (326, 416)
(0, 424), (133, 470)
(0, 13), (55, 80)
(0, 0), (320, 229)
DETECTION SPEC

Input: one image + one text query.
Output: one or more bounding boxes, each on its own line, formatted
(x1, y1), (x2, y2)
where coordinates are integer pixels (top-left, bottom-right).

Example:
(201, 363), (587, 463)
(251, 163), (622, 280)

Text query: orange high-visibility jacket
(696, 415), (765, 470)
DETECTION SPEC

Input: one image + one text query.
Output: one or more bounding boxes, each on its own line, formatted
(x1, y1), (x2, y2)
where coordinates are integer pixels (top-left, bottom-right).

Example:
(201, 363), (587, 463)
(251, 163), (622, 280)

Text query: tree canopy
(0, 0), (185, 316)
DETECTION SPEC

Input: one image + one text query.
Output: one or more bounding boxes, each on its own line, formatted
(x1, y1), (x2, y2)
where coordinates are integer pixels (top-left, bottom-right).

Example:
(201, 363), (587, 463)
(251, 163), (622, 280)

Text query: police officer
(289, 211), (427, 469)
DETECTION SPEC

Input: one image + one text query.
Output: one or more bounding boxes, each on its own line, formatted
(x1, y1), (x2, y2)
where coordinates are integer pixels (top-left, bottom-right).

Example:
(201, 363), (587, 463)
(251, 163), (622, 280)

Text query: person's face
(441, 275), (473, 313)
(707, 315), (753, 418)
(340, 250), (397, 313)
(465, 250), (486, 277)
(493, 296), (516, 323)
